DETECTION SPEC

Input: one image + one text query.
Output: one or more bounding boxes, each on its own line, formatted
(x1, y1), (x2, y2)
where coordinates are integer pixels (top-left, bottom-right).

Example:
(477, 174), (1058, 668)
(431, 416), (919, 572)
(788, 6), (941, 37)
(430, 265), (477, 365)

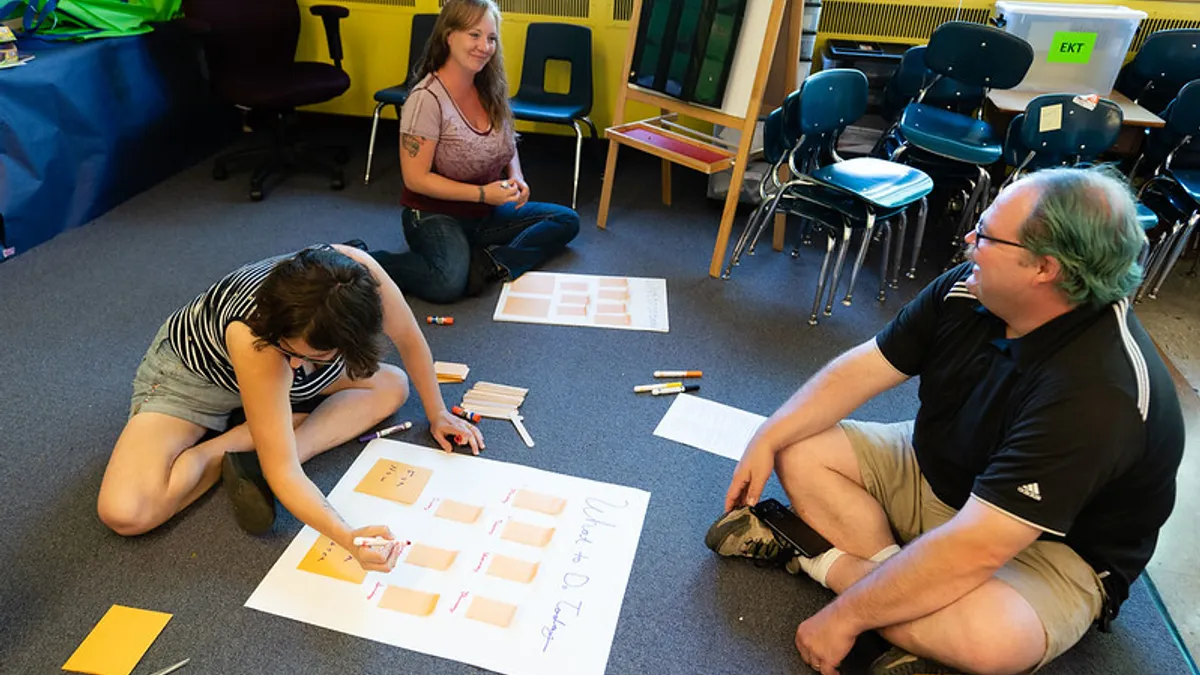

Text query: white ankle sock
(870, 544), (902, 563)
(795, 547), (845, 589)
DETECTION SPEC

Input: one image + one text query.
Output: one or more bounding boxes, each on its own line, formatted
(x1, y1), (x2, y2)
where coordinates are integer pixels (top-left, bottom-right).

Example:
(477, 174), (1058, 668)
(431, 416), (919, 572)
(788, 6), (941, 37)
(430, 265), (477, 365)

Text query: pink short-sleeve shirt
(400, 73), (516, 218)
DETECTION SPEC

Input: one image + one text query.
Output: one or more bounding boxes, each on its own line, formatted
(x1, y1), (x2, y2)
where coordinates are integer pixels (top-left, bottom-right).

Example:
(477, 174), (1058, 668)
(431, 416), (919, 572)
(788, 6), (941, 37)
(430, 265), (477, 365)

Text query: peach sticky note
(510, 273), (556, 295)
(404, 543), (458, 571)
(62, 605), (173, 675)
(354, 459), (432, 505)
(466, 596), (518, 628)
(598, 288), (629, 301)
(297, 536), (367, 584)
(560, 293), (590, 306)
(501, 520), (556, 547)
(379, 586), (440, 617)
(599, 277), (629, 288)
(435, 499), (483, 524)
(502, 295), (552, 318)
(555, 304), (588, 317)
(512, 489), (566, 515)
(598, 302), (627, 314)
(560, 281), (590, 292)
(594, 314), (632, 326)
(487, 554), (540, 584)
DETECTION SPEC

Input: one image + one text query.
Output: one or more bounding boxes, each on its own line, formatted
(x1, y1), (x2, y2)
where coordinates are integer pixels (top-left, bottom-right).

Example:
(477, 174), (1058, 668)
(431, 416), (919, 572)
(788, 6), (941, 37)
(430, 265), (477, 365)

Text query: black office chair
(508, 22), (597, 210)
(364, 13), (438, 186)
(182, 0), (352, 201)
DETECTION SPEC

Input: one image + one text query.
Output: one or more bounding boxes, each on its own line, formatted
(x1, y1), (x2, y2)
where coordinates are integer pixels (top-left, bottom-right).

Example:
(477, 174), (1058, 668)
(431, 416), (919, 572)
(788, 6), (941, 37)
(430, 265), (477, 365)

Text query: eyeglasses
(973, 223), (1026, 249)
(275, 341), (339, 367)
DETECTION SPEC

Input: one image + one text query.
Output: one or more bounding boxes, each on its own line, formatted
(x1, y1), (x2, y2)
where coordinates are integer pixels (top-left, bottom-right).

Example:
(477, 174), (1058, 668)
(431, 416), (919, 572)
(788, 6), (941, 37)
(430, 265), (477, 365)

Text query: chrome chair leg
(842, 212), (877, 306)
(723, 200), (770, 278)
(1149, 211), (1199, 298)
(1138, 226), (1176, 302)
(364, 101), (386, 186)
(571, 120), (584, 210)
(810, 227), (837, 325)
(878, 219), (893, 302)
(824, 223), (853, 316)
(890, 210), (908, 289)
(906, 197), (928, 279)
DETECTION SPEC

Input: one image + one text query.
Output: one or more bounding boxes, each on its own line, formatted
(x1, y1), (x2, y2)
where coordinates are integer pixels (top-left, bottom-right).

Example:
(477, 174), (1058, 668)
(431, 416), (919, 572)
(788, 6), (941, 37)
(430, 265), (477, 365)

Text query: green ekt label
(1048, 31), (1097, 64)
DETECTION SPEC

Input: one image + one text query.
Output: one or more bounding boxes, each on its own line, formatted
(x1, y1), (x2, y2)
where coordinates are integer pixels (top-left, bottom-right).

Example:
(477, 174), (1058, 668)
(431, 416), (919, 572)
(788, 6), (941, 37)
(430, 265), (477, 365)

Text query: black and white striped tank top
(166, 250), (345, 401)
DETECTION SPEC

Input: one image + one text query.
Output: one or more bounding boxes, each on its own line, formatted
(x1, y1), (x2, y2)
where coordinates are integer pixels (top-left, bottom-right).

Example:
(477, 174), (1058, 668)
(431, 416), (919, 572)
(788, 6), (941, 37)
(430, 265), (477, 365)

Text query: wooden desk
(985, 89), (1164, 156)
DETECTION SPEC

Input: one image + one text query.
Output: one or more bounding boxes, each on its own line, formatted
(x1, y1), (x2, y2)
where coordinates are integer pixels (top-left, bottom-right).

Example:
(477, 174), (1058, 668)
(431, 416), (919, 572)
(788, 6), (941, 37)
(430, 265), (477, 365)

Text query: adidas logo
(1017, 482), (1042, 501)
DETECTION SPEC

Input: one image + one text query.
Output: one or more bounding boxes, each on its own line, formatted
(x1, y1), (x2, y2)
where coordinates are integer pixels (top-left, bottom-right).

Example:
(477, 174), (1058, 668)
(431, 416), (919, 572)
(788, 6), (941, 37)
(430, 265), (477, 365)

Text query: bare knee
(97, 490), (161, 537)
(774, 425), (863, 493)
(372, 364), (410, 414)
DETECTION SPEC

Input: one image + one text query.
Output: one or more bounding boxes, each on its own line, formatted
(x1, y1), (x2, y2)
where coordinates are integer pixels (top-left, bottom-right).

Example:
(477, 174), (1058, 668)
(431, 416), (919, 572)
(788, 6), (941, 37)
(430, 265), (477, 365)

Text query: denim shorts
(129, 322), (243, 431)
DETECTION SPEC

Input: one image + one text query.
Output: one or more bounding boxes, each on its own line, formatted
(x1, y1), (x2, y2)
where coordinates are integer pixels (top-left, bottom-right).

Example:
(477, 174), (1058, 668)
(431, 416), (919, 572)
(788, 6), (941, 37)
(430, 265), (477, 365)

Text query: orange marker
(654, 370), (702, 378)
(426, 316), (454, 325)
(451, 405), (482, 423)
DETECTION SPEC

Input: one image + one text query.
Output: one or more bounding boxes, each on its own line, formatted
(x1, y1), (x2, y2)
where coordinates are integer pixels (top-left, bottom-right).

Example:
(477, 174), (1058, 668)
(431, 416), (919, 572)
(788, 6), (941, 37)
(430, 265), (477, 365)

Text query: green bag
(1, 0), (181, 41)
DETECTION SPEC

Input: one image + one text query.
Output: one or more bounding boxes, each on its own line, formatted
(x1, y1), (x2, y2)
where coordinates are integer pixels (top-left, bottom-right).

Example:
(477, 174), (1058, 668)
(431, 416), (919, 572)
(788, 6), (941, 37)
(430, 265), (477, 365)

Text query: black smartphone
(751, 498), (833, 558)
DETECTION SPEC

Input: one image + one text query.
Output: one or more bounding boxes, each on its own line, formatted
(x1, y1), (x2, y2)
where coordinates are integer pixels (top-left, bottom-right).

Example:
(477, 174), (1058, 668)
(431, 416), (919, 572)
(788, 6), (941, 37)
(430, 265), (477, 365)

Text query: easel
(597, 0), (803, 278)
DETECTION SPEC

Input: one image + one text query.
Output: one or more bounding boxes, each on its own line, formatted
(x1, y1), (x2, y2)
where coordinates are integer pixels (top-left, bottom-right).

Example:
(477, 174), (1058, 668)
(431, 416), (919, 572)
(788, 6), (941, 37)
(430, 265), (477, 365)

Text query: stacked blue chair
(885, 21), (1033, 257)
(364, 14), (439, 186)
(1115, 29), (1200, 116)
(1136, 80), (1200, 300)
(723, 69), (934, 325)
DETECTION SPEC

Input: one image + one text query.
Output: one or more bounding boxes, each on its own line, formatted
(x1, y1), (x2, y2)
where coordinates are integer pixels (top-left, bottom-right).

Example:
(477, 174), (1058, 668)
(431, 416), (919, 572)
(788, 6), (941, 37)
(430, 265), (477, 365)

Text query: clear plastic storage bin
(995, 1), (1147, 94)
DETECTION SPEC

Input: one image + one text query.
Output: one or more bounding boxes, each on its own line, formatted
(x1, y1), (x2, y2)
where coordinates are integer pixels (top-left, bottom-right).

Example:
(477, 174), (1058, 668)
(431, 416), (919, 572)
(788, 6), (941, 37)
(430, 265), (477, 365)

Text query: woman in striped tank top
(97, 244), (483, 572)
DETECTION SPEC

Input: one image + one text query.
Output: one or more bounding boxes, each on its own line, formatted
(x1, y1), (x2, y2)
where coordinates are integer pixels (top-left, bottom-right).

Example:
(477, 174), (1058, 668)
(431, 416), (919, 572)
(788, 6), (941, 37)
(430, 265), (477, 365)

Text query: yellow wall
(295, 0), (666, 137)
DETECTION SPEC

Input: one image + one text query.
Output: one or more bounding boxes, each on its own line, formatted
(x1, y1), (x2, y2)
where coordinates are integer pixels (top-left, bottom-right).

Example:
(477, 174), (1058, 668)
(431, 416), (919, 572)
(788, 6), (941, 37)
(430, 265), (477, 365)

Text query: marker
(354, 536), (410, 547)
(426, 316), (454, 325)
(634, 382), (681, 393)
(651, 384), (700, 396)
(451, 405), (482, 423)
(358, 421), (413, 442)
(654, 370), (702, 378)
(148, 659), (191, 675)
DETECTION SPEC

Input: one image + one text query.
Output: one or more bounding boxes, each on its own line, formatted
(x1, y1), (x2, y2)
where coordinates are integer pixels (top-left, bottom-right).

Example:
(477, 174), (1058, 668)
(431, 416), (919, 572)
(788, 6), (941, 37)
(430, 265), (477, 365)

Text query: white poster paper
(492, 272), (668, 333)
(653, 394), (767, 461)
(245, 440), (651, 675)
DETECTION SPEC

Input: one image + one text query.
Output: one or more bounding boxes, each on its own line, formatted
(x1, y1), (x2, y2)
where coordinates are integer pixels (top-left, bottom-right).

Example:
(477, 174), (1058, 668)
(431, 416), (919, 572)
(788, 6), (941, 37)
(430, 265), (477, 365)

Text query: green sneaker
(221, 451), (276, 535)
(869, 647), (963, 675)
(704, 506), (797, 567)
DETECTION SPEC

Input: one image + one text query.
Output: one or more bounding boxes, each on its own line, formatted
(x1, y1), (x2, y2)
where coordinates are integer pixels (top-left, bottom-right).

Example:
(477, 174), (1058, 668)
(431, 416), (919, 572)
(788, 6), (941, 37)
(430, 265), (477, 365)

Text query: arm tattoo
(401, 134), (423, 159)
(478, 186), (486, 203)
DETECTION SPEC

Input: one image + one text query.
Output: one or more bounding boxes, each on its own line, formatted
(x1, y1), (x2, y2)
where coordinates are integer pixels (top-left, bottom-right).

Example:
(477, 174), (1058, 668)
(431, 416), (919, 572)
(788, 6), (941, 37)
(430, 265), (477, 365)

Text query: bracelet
(478, 186), (486, 204)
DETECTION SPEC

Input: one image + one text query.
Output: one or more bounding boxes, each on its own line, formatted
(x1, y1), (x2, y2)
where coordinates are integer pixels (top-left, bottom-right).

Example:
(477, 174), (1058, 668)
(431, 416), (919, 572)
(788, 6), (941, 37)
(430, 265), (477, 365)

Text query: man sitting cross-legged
(706, 167), (1184, 675)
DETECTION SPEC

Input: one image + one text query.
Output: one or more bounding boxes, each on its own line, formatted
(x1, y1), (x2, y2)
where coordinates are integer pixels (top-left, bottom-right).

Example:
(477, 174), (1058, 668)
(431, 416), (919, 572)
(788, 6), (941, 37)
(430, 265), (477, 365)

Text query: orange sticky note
(404, 543), (458, 571)
(465, 596), (518, 628)
(512, 489), (566, 516)
(487, 554), (540, 584)
(354, 460), (433, 505)
(297, 536), (367, 584)
(62, 605), (173, 675)
(379, 586), (440, 616)
(435, 499), (483, 524)
(510, 273), (556, 295)
(501, 520), (555, 547)
(502, 295), (552, 318)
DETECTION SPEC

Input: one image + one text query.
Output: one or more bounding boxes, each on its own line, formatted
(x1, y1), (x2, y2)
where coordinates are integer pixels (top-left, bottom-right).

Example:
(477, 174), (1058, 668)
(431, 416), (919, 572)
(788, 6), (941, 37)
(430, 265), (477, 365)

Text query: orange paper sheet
(62, 605), (173, 675)
(354, 459), (432, 505)
(465, 596), (517, 628)
(501, 520), (556, 547)
(512, 489), (566, 515)
(599, 277), (629, 288)
(487, 554), (540, 584)
(297, 536), (367, 584)
(598, 288), (629, 301)
(378, 586), (440, 616)
(435, 499), (483, 524)
(404, 543), (458, 570)
(502, 295), (552, 318)
(510, 274), (556, 295)
(555, 304), (588, 317)
(559, 293), (590, 306)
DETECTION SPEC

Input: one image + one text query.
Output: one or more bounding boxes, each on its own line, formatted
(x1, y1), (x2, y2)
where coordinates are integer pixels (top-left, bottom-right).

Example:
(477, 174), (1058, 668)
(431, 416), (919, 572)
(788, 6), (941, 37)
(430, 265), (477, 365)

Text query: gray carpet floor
(0, 128), (1193, 674)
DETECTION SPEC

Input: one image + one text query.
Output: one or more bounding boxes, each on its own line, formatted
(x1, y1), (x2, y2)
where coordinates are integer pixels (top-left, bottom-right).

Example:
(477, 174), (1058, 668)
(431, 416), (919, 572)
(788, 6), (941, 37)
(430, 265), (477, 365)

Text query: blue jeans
(372, 201), (580, 303)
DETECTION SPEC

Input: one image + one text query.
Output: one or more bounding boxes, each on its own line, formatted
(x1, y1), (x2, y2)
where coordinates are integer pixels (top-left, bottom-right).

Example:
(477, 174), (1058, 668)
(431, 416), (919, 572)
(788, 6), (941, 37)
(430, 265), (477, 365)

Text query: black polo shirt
(876, 263), (1184, 613)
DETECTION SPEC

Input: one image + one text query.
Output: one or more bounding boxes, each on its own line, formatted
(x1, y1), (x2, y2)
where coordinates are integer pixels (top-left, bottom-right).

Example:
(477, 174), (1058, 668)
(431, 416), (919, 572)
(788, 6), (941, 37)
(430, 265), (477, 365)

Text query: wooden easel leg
(709, 161), (750, 277)
(772, 163), (789, 251)
(661, 160), (672, 206)
(597, 139), (621, 229)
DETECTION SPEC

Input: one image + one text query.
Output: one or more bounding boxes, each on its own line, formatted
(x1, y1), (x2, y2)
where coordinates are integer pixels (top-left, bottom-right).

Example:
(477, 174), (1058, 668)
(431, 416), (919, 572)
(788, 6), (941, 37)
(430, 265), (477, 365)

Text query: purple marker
(359, 421), (413, 443)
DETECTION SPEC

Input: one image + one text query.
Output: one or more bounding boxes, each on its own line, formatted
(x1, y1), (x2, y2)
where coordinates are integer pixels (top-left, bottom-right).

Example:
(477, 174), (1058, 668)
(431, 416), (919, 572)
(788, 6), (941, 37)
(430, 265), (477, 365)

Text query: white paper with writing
(245, 440), (650, 675)
(653, 394), (767, 461)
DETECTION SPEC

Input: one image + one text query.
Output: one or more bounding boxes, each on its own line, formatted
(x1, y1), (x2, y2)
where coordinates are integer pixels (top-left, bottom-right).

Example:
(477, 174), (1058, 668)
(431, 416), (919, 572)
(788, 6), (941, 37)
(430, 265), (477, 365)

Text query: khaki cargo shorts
(840, 419), (1105, 670)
